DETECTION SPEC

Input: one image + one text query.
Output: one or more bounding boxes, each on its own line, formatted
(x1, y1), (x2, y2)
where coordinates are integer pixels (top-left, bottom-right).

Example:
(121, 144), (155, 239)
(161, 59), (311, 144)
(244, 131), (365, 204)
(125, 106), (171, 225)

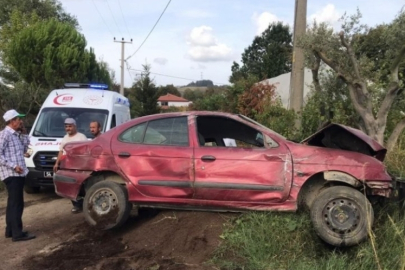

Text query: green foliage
(256, 101), (297, 138)
(156, 84), (181, 97)
(192, 88), (228, 111)
(182, 88), (204, 102)
(212, 203), (405, 270)
(128, 65), (159, 117)
(300, 71), (360, 139)
(230, 22), (292, 83)
(0, 0), (78, 27)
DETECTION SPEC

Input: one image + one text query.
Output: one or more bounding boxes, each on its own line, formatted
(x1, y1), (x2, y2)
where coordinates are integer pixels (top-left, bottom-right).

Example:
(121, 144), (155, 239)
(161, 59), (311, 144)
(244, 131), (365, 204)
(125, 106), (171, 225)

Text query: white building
(157, 94), (192, 108)
(260, 68), (313, 108)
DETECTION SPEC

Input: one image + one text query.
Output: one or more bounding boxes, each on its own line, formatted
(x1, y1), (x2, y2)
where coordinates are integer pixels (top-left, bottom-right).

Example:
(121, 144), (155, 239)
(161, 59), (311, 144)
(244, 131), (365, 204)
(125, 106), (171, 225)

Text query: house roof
(158, 93), (189, 102)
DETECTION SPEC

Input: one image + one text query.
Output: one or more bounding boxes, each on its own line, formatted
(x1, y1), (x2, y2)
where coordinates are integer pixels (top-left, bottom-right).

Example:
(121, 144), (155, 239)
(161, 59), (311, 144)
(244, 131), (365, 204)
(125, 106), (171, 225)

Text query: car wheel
(310, 186), (374, 247)
(83, 181), (131, 230)
(24, 185), (40, 194)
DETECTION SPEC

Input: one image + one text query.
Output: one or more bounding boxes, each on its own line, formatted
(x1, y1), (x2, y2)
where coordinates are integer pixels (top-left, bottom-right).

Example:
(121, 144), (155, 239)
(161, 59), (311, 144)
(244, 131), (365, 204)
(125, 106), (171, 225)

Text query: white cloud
(187, 26), (233, 62)
(309, 4), (340, 25)
(252, 11), (279, 35)
(154, 57), (168, 65)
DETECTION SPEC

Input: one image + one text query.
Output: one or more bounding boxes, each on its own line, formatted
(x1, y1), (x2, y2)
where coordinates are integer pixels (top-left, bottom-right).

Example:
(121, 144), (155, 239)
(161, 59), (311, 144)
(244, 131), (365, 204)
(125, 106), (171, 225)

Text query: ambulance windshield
(32, 107), (109, 138)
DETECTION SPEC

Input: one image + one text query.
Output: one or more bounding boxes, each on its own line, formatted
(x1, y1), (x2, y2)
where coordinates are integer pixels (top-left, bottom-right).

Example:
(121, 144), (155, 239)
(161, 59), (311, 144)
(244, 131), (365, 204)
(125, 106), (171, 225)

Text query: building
(260, 68), (313, 108)
(157, 94), (192, 109)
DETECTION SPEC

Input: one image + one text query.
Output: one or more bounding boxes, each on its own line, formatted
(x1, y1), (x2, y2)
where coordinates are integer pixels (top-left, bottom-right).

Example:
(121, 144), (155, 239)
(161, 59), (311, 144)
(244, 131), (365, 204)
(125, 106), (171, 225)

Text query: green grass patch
(212, 204), (405, 270)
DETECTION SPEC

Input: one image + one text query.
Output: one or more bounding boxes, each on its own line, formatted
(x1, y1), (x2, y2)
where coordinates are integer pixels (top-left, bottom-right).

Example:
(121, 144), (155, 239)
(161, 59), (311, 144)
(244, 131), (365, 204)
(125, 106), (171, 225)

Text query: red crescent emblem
(53, 94), (73, 105)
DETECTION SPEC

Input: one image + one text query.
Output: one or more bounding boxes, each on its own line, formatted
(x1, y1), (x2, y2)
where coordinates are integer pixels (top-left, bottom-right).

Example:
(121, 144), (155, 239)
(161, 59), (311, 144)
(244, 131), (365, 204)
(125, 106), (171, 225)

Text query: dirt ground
(0, 188), (236, 270)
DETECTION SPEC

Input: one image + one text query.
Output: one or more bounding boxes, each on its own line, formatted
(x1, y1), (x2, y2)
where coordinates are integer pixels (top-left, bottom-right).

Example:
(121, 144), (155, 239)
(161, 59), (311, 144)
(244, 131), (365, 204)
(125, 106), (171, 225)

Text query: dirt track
(0, 189), (235, 270)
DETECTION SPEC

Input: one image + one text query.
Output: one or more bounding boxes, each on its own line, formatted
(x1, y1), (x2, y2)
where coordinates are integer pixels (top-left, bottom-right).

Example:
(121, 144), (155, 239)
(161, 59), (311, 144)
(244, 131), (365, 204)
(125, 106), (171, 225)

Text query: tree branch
(387, 118), (405, 152)
(339, 31), (361, 79)
(390, 44), (405, 83)
(310, 54), (322, 93)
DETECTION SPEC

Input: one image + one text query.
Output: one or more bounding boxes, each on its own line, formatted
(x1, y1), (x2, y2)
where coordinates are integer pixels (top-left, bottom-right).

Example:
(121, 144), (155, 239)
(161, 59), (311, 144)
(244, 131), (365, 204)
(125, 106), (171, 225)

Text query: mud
(0, 190), (236, 270)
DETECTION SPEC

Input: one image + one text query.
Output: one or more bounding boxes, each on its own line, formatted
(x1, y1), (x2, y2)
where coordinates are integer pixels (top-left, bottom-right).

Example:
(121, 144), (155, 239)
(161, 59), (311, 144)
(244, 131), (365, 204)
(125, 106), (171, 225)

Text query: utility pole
(289, 0), (307, 129)
(114, 37), (132, 95)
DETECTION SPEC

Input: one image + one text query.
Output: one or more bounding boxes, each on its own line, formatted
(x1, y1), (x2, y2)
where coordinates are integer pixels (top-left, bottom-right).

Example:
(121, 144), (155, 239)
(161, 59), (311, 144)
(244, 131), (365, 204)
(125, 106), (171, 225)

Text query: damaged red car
(54, 111), (395, 247)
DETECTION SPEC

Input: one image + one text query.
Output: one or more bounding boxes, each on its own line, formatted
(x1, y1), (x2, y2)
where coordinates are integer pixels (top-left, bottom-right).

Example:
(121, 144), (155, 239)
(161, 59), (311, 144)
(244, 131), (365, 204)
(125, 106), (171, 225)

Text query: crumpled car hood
(301, 123), (387, 161)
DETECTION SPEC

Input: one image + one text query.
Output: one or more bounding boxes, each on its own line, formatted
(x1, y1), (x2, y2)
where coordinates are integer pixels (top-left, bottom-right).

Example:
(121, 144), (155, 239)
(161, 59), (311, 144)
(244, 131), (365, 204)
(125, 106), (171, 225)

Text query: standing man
(0, 109), (36, 241)
(53, 118), (87, 213)
(89, 121), (102, 138)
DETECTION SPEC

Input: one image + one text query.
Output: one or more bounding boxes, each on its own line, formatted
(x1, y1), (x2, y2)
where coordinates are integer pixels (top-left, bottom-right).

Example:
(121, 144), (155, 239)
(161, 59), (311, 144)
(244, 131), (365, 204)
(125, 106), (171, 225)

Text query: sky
(59, 0), (404, 87)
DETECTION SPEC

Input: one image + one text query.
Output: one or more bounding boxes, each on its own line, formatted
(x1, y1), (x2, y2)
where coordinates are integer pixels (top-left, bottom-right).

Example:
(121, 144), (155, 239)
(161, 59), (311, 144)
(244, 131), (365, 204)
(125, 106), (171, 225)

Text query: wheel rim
(322, 198), (362, 235)
(89, 187), (119, 216)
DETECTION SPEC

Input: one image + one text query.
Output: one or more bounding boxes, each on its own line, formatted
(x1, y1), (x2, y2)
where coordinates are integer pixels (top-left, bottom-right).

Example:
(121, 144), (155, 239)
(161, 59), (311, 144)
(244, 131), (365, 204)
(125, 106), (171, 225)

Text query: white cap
(64, 118), (76, 125)
(3, 109), (25, 122)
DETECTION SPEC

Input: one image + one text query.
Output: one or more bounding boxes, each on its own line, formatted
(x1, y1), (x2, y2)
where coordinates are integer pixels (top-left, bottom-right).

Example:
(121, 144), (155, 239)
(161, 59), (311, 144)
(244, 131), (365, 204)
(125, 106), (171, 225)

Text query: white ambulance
(24, 83), (131, 193)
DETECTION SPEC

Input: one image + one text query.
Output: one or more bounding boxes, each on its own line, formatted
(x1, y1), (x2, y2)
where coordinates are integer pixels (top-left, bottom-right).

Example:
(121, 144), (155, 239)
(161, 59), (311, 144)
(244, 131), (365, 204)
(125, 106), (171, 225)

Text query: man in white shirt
(53, 118), (87, 213)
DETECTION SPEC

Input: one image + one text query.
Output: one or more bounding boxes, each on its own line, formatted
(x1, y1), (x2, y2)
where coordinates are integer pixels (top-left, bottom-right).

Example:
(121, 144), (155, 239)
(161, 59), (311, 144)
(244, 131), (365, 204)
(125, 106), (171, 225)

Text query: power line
(91, 0), (114, 37)
(126, 0), (171, 61)
(125, 61), (134, 83)
(117, 0), (133, 39)
(128, 68), (228, 85)
(105, 0), (124, 37)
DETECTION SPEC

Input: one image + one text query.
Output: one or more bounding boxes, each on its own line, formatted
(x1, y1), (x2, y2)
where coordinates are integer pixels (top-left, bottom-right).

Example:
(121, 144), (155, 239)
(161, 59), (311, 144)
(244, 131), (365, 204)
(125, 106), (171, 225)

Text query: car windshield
(32, 107), (109, 138)
(237, 114), (286, 140)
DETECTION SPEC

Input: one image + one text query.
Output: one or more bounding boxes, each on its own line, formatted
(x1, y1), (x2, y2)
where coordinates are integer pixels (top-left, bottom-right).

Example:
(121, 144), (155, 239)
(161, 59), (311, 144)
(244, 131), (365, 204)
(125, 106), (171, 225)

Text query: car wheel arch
(82, 171), (127, 194)
(297, 171), (361, 211)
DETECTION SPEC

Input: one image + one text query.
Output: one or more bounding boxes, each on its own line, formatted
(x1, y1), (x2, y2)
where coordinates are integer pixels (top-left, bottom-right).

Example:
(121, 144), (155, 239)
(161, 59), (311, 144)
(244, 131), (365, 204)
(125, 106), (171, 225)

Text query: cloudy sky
(60, 0), (404, 87)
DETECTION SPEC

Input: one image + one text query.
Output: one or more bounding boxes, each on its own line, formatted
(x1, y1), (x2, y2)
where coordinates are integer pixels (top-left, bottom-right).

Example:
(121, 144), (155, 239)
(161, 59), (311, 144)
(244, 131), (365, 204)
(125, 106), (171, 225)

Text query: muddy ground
(0, 188), (237, 270)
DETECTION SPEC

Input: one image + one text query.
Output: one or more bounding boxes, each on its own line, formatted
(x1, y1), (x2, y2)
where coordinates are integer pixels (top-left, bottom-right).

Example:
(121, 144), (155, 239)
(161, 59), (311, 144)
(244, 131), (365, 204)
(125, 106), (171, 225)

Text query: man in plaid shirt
(0, 109), (35, 241)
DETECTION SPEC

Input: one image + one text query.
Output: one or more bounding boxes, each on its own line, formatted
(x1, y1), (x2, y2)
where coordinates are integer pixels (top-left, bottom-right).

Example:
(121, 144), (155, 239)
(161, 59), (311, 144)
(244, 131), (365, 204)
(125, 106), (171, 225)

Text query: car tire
(83, 181), (131, 230)
(310, 186), (374, 247)
(24, 185), (40, 194)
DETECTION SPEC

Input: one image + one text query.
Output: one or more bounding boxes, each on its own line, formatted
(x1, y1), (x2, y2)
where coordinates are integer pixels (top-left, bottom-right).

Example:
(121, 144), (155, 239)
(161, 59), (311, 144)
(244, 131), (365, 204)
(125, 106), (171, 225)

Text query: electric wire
(117, 0), (133, 39)
(105, 0), (124, 37)
(91, 0), (114, 37)
(126, 0), (171, 61)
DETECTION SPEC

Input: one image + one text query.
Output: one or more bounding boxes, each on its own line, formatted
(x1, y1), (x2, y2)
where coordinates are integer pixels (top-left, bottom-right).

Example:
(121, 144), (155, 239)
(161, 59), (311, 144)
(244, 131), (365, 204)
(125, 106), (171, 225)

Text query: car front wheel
(310, 186), (374, 247)
(83, 181), (131, 230)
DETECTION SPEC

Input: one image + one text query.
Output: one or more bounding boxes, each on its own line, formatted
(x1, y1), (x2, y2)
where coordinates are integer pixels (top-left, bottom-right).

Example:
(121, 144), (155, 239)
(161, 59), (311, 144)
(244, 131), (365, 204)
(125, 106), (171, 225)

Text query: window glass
(145, 117), (189, 146)
(119, 122), (147, 143)
(118, 117), (189, 146)
(32, 107), (108, 138)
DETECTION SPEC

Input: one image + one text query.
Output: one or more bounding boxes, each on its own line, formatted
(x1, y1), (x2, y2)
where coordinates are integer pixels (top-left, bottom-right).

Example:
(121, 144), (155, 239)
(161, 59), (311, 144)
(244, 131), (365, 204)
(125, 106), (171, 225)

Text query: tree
(5, 19), (109, 89)
(183, 88), (204, 102)
(157, 84), (181, 97)
(128, 65), (159, 117)
(230, 22), (292, 83)
(299, 10), (405, 151)
(0, 0), (78, 27)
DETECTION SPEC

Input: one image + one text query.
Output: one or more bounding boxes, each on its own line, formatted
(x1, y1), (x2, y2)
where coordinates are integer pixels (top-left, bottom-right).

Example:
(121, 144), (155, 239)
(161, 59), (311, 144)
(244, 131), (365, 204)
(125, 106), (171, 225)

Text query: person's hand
(53, 164), (59, 173)
(14, 166), (23, 174)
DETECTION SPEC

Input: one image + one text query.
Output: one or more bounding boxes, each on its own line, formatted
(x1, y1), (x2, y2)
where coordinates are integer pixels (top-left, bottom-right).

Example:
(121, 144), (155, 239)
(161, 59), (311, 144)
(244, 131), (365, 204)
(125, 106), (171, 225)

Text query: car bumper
(54, 170), (92, 200)
(26, 168), (55, 187)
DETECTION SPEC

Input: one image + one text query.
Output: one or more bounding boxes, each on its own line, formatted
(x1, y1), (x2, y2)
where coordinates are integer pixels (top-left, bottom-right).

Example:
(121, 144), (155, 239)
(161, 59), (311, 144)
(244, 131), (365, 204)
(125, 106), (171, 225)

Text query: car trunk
(301, 123), (387, 162)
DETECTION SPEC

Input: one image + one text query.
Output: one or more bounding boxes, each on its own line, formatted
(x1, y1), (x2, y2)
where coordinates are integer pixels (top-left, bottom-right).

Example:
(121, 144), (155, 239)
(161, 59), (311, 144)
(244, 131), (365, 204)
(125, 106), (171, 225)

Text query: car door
(111, 116), (194, 199)
(193, 115), (292, 203)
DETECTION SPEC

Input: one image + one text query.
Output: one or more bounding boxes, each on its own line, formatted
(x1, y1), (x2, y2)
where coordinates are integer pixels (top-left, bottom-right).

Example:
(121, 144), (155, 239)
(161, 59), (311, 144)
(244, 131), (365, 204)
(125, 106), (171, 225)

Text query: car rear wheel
(83, 181), (131, 230)
(310, 186), (374, 247)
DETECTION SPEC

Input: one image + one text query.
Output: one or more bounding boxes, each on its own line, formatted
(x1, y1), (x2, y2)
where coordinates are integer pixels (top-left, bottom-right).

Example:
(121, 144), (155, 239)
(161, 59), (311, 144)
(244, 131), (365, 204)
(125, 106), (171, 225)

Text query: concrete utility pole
(114, 38), (132, 95)
(289, 0), (307, 129)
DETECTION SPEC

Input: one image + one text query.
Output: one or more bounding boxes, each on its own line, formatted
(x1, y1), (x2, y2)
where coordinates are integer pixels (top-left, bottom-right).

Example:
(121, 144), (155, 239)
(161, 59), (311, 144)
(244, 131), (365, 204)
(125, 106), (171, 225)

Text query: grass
(211, 203), (405, 270)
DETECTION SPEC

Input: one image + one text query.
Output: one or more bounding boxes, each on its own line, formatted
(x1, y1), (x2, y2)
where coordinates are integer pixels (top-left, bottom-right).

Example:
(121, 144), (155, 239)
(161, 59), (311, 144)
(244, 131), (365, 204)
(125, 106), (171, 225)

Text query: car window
(145, 117), (189, 146)
(119, 122), (147, 143)
(196, 116), (271, 149)
(119, 117), (189, 146)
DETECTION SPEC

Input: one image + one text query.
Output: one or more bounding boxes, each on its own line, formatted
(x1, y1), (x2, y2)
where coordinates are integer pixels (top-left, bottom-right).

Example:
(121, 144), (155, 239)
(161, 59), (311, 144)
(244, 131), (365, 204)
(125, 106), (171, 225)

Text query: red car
(54, 111), (394, 247)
